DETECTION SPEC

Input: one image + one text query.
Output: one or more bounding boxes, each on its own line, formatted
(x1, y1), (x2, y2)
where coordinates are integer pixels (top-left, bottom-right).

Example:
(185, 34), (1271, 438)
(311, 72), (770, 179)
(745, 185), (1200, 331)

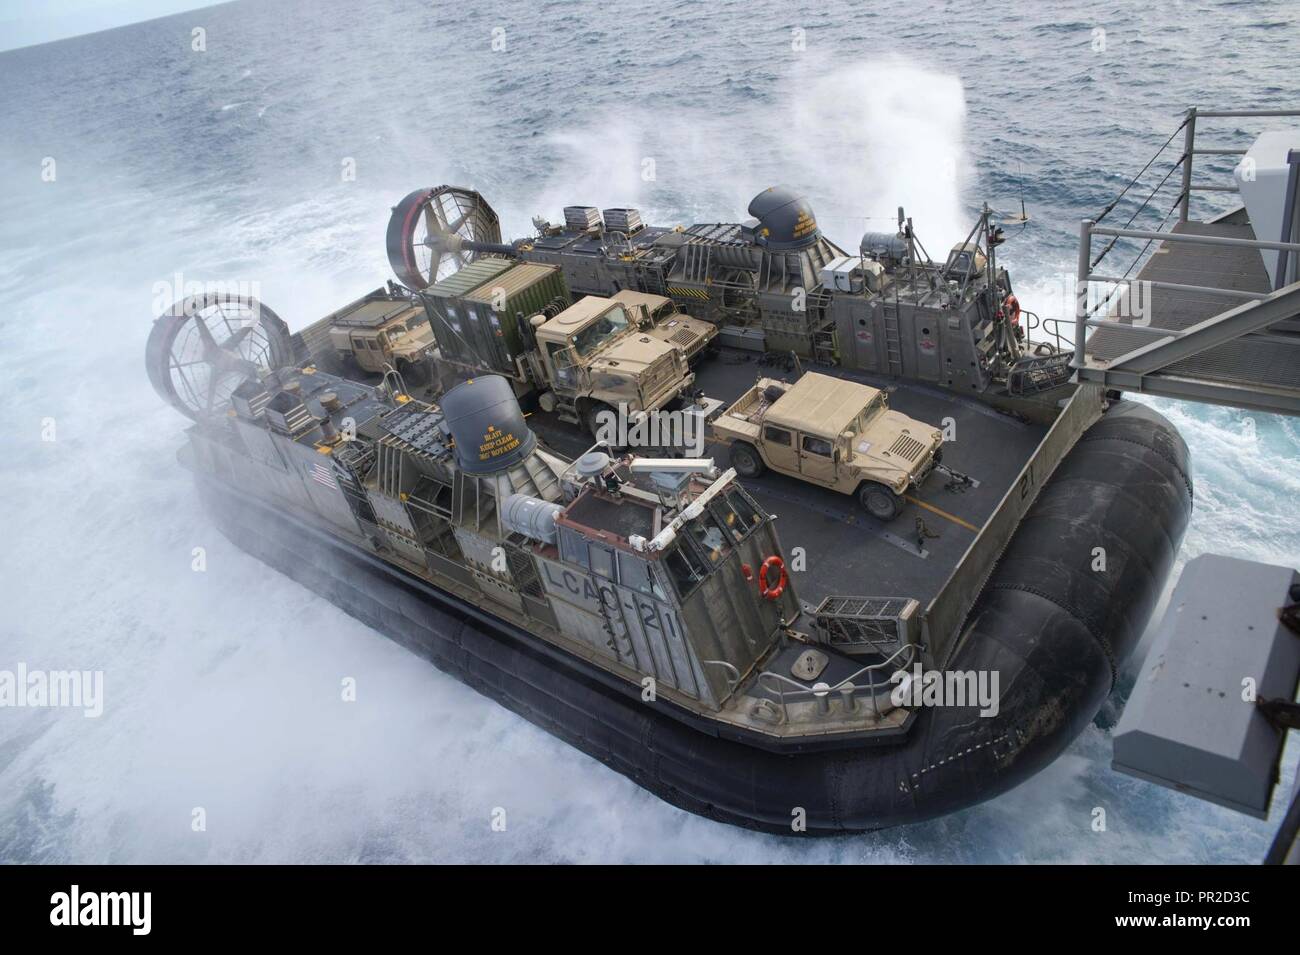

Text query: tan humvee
(608, 289), (718, 363)
(327, 288), (437, 385)
(531, 296), (695, 435)
(710, 372), (943, 520)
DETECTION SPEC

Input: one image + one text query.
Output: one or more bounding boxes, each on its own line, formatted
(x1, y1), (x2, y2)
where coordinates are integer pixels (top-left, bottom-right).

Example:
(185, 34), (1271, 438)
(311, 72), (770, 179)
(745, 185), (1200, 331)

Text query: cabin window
(618, 551), (664, 599)
(547, 342), (579, 389)
(802, 435), (834, 457)
(559, 527), (589, 568)
(665, 545), (707, 598)
(723, 487), (763, 533)
(588, 543), (615, 580)
(763, 426), (792, 445)
(709, 490), (762, 544)
(685, 510), (732, 566)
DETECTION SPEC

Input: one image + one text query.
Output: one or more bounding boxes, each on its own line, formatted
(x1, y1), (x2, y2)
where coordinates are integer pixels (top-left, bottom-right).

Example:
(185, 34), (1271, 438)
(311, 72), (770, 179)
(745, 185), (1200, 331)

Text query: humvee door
(798, 433), (838, 484)
(761, 423), (798, 473)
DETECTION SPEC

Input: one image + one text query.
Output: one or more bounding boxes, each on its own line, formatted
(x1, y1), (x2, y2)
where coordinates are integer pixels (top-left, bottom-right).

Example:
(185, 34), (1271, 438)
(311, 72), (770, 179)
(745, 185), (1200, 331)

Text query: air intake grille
(642, 356), (678, 396)
(888, 434), (925, 461)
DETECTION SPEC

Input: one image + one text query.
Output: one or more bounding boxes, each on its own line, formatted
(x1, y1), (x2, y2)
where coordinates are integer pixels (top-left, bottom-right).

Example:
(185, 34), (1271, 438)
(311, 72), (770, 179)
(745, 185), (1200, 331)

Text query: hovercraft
(146, 185), (1191, 832)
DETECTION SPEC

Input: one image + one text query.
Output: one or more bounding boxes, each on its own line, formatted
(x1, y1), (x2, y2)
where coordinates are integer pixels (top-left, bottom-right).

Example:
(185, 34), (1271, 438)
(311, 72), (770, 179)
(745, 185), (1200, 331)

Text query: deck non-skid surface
(529, 349), (1047, 609)
(1086, 211), (1300, 389)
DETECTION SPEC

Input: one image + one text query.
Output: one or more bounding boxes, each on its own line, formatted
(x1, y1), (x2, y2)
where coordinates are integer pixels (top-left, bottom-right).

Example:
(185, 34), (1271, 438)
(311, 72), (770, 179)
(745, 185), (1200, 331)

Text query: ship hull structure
(197, 400), (1191, 833)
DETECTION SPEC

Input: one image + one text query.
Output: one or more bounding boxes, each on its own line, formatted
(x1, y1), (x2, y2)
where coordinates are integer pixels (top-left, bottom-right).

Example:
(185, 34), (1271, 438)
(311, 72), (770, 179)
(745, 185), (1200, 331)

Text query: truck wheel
(582, 401), (616, 442)
(339, 353), (363, 378)
(859, 482), (902, 521)
(397, 358), (430, 388)
(729, 443), (765, 478)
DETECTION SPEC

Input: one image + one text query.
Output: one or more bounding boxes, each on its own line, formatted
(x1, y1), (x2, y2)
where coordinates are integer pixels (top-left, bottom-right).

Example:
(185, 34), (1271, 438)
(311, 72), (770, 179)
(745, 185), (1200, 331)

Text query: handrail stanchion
(1073, 219), (1093, 369)
(1179, 106), (1197, 223)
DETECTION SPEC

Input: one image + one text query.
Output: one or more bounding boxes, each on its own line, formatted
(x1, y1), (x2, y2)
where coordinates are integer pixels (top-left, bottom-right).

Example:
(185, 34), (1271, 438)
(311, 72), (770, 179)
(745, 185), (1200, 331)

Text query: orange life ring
(759, 555), (787, 601)
(1003, 294), (1021, 326)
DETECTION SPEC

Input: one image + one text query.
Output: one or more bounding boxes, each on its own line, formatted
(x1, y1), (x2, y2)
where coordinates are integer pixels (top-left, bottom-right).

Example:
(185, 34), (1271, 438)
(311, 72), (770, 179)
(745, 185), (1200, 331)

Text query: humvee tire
(729, 442), (765, 478)
(859, 482), (902, 521)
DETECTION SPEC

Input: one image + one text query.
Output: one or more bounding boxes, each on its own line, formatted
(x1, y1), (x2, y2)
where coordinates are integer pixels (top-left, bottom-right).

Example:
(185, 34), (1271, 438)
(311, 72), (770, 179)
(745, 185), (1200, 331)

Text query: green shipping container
(423, 260), (570, 377)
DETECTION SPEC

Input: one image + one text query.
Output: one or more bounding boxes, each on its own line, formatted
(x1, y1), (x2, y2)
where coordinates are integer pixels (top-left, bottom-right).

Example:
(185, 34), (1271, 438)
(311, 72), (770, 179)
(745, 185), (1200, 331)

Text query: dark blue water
(1, 0), (1298, 862)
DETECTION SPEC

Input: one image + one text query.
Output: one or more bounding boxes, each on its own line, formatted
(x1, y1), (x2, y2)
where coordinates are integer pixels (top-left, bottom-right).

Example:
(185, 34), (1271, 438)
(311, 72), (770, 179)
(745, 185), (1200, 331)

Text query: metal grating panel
(1086, 216), (1300, 391)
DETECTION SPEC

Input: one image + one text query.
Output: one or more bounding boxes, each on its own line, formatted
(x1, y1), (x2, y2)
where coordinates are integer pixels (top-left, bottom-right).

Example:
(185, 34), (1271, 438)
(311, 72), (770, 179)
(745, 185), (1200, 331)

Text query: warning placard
(478, 424), (522, 462)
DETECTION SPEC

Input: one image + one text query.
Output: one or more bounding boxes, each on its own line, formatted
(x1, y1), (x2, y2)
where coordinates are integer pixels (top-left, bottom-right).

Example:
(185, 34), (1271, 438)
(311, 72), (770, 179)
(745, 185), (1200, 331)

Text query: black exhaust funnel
(439, 375), (538, 474)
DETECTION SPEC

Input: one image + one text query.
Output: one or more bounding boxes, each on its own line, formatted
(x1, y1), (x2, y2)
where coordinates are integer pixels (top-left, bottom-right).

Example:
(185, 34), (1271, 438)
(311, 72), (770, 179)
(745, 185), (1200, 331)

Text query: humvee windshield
(573, 306), (630, 357)
(849, 393), (887, 433)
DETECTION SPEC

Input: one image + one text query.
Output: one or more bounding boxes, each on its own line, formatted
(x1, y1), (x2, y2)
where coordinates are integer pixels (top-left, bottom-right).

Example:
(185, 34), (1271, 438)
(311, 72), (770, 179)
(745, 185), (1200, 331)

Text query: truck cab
(532, 296), (695, 435)
(710, 372), (943, 520)
(608, 289), (718, 363)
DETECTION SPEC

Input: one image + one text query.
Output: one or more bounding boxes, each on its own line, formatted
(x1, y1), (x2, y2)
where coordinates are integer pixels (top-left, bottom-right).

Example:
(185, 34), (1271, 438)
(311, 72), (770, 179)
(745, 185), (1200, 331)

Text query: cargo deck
(525, 348), (1049, 612)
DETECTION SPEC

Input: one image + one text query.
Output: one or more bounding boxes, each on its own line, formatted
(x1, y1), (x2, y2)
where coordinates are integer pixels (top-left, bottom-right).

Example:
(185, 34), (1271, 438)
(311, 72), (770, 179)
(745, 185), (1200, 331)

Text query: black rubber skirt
(199, 401), (1192, 834)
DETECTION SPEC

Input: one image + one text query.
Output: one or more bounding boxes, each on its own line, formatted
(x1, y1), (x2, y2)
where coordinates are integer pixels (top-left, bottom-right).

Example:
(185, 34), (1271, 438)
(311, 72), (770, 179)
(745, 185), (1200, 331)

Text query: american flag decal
(309, 461), (337, 489)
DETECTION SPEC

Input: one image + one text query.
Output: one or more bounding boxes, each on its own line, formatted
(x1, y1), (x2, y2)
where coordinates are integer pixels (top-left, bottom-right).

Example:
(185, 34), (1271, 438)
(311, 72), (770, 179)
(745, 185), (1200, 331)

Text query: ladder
(640, 265), (669, 298)
(812, 596), (912, 654)
(812, 323), (837, 366)
(883, 307), (904, 376)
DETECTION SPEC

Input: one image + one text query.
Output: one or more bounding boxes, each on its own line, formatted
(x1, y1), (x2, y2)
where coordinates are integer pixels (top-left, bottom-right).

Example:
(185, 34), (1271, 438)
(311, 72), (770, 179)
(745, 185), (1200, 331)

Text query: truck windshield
(573, 306), (629, 357)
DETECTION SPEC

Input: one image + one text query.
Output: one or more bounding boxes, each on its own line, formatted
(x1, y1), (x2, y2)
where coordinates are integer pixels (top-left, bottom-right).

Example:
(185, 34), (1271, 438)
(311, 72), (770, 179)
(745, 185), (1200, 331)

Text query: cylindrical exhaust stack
(439, 375), (538, 475)
(501, 494), (564, 544)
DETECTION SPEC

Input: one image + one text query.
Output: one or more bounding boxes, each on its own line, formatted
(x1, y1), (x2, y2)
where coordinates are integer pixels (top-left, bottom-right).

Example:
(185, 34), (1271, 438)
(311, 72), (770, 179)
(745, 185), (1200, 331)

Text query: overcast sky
(0, 0), (220, 53)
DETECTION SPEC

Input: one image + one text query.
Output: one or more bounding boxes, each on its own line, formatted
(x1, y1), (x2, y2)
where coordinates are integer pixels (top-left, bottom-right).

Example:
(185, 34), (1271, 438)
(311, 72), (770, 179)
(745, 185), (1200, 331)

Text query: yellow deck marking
(905, 496), (980, 533)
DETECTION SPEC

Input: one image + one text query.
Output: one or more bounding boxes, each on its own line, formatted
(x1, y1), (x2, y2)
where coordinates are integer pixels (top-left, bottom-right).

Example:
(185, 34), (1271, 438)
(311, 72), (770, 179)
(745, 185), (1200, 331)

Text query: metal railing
(700, 659), (741, 690)
(754, 641), (917, 724)
(1022, 311), (1070, 353)
(1072, 106), (1300, 369)
(1178, 108), (1300, 223)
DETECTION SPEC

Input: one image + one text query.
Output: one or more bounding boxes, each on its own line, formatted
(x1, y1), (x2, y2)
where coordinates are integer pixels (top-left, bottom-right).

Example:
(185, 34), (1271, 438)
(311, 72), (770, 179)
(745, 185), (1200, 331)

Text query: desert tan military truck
(420, 262), (700, 435)
(531, 295), (695, 434)
(608, 289), (718, 363)
(710, 371), (943, 520)
(324, 285), (437, 386)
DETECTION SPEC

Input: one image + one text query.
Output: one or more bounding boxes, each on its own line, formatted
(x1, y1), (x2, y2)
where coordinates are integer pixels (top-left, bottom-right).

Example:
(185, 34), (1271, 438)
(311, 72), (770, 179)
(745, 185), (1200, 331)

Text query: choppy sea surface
(1, 0), (1298, 863)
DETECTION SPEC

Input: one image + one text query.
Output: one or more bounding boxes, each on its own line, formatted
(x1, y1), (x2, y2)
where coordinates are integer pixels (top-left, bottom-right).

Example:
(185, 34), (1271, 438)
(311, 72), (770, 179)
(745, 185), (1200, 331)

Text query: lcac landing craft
(144, 183), (1191, 832)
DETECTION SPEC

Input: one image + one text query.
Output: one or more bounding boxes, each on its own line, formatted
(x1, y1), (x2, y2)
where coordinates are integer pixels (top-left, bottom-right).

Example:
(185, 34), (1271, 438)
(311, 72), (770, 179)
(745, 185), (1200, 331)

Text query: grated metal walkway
(1086, 209), (1300, 393)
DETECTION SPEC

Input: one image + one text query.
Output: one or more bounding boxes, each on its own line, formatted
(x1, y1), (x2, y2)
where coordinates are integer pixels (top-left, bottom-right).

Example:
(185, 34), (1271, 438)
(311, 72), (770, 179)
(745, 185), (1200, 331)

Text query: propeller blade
(225, 323), (255, 349)
(193, 311), (219, 353)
